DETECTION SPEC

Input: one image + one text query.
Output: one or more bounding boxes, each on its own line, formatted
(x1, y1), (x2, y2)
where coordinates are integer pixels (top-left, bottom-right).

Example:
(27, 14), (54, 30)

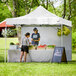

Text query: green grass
(0, 38), (76, 76)
(0, 38), (18, 50)
(0, 62), (76, 76)
(0, 38), (18, 62)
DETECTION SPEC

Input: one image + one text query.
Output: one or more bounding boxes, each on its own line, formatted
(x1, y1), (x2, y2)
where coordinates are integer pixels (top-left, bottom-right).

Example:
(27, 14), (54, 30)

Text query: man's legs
(24, 52), (27, 62)
(20, 51), (24, 62)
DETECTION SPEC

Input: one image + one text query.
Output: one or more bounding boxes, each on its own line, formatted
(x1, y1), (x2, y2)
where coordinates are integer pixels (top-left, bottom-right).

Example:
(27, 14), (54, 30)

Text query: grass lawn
(0, 38), (76, 76)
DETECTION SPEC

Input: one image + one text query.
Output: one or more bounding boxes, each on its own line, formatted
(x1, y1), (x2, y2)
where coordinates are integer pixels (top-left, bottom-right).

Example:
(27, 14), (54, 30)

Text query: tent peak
(36, 5), (45, 9)
(25, 5), (57, 17)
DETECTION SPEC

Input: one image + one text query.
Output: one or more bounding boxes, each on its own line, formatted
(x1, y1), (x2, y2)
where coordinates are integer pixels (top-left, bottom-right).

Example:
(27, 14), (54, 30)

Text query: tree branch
(27, 0), (34, 14)
(6, 2), (15, 17)
(49, 1), (57, 15)
(51, 3), (57, 15)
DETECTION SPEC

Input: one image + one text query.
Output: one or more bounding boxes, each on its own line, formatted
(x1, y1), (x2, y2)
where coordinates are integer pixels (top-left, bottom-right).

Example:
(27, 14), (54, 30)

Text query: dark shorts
(32, 41), (39, 45)
(21, 45), (29, 53)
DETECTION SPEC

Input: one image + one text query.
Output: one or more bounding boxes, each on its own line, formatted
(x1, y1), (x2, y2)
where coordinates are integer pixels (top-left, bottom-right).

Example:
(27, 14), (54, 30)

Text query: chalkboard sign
(52, 47), (67, 63)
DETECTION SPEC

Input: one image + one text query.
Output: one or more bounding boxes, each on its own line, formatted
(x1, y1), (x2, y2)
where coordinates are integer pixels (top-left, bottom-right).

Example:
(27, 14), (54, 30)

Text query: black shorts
(21, 45), (29, 53)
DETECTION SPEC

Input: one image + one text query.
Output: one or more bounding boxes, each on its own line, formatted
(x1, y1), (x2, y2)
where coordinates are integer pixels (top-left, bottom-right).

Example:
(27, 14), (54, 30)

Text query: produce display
(57, 26), (70, 36)
(38, 44), (47, 48)
(63, 26), (70, 36)
(57, 29), (61, 36)
(10, 42), (55, 50)
(29, 45), (55, 50)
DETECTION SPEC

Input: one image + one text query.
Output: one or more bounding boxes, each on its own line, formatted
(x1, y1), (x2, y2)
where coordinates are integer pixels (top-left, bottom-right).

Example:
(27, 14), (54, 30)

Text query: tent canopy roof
(0, 20), (14, 27)
(6, 6), (72, 27)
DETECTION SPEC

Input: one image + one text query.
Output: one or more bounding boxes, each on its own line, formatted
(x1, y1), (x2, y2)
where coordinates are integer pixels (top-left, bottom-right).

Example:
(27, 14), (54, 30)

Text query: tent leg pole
(5, 28), (7, 63)
(61, 24), (63, 47)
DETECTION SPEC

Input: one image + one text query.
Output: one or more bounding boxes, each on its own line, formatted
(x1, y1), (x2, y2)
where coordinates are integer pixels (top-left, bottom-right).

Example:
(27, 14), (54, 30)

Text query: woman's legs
(20, 51), (24, 62)
(24, 52), (27, 62)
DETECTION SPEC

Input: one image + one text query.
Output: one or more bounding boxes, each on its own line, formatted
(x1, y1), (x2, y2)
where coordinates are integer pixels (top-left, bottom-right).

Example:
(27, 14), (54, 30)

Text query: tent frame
(5, 25), (7, 62)
(4, 23), (72, 62)
(5, 6), (72, 62)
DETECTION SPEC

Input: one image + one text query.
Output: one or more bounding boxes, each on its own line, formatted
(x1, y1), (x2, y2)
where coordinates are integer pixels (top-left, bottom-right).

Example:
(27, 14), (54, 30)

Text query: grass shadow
(0, 55), (7, 62)
(0, 56), (4, 62)
(68, 60), (76, 64)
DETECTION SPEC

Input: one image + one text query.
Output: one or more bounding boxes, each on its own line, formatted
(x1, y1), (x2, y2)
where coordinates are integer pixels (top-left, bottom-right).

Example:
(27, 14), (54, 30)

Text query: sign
(52, 47), (67, 63)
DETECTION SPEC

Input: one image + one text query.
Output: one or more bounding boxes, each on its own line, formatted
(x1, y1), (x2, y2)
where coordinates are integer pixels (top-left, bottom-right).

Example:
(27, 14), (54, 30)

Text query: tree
(63, 0), (66, 18)
(0, 0), (41, 44)
(54, 0), (76, 31)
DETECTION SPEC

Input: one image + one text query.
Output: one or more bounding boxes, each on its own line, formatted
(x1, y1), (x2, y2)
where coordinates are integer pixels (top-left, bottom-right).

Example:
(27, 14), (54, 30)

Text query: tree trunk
(42, 0), (46, 8)
(68, 0), (71, 20)
(13, 0), (21, 45)
(13, 0), (17, 17)
(16, 26), (21, 45)
(46, 0), (48, 10)
(36, 0), (39, 6)
(50, 2), (57, 15)
(63, 0), (66, 18)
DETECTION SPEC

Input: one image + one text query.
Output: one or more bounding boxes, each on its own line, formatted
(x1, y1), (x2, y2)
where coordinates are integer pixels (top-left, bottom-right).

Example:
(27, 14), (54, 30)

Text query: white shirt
(21, 37), (30, 46)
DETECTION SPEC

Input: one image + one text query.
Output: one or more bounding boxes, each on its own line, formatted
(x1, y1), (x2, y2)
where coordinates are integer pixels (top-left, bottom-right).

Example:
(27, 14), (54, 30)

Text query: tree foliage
(0, 0), (76, 45)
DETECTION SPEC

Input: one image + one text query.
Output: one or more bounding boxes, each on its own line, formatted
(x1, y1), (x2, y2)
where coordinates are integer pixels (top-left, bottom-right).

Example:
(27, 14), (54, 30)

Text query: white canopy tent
(6, 6), (72, 62)
(6, 6), (72, 27)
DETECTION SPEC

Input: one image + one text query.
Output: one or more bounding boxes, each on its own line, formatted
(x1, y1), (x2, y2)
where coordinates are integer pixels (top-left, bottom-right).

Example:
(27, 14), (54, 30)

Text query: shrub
(2, 28), (17, 37)
(10, 42), (15, 45)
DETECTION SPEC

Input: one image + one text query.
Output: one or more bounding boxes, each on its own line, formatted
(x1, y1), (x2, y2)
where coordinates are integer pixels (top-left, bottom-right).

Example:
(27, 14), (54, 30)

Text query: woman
(31, 28), (40, 50)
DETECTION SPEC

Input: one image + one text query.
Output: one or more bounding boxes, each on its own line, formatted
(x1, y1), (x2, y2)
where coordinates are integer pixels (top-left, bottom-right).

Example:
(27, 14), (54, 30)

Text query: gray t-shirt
(21, 37), (30, 46)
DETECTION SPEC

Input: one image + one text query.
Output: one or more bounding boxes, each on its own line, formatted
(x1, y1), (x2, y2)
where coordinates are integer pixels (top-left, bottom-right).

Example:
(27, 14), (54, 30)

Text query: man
(20, 32), (30, 62)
